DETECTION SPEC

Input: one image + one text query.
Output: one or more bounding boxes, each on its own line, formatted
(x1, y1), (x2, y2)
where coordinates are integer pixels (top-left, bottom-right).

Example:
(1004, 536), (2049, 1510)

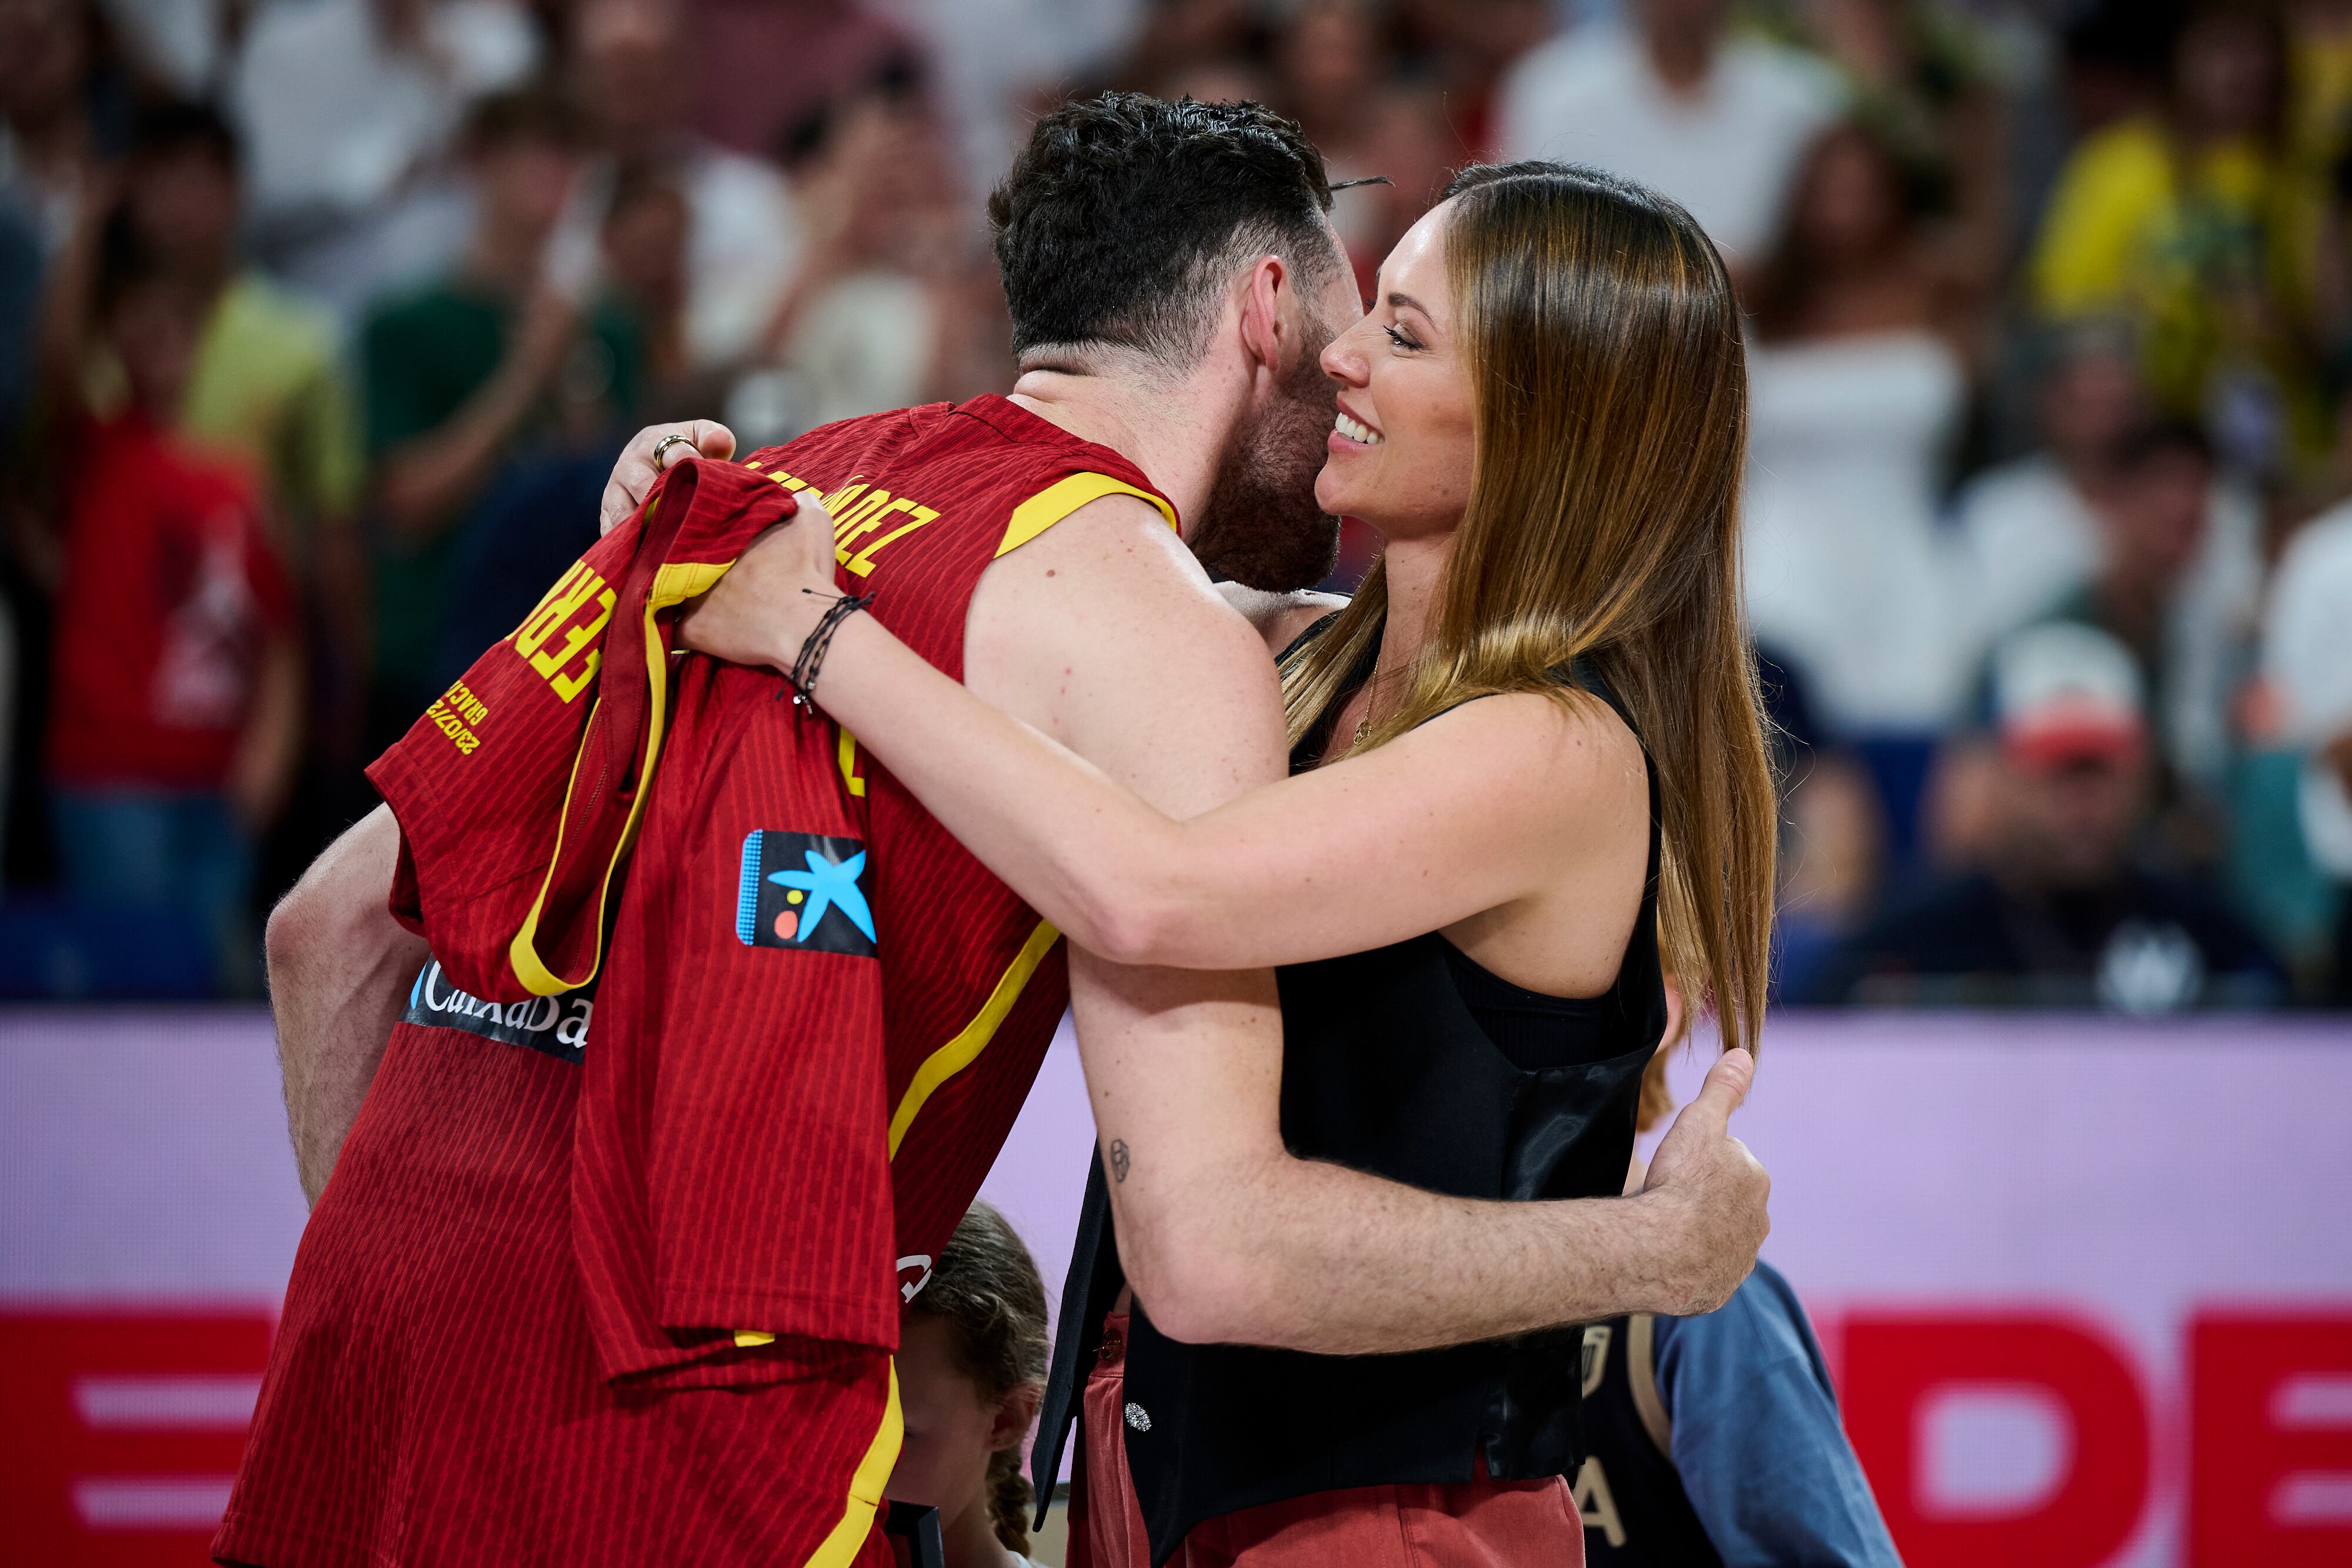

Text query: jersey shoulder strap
(997, 470), (1177, 557)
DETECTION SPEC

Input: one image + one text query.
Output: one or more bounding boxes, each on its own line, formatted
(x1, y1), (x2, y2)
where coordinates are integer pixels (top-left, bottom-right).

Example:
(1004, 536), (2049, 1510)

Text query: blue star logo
(769, 849), (875, 944)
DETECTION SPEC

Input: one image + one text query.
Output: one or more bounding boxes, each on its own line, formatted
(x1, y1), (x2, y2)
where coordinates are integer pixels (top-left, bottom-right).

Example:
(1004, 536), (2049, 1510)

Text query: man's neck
(1007, 365), (1229, 530)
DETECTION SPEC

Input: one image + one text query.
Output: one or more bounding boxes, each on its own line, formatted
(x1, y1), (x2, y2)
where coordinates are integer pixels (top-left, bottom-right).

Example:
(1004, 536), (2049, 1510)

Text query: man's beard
(1188, 330), (1344, 592)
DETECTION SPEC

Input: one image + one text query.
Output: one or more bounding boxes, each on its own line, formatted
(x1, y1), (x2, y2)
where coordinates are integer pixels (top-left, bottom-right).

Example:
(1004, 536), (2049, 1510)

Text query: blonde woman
(674, 162), (1778, 1567)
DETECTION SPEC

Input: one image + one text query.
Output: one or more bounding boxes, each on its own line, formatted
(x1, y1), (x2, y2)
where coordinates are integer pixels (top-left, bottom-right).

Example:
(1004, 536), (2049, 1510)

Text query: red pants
(1068, 1315), (1586, 1568)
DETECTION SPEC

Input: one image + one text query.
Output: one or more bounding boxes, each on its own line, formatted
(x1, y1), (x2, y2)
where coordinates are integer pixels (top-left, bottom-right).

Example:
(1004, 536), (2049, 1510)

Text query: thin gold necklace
(1349, 664), (1406, 749)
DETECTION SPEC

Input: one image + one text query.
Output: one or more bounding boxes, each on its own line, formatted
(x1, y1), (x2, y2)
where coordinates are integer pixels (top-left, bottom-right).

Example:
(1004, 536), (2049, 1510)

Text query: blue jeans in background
(50, 787), (258, 997)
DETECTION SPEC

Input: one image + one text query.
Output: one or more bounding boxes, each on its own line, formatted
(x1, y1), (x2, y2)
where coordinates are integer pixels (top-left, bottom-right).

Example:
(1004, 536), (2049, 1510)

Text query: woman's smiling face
(1315, 199), (1479, 541)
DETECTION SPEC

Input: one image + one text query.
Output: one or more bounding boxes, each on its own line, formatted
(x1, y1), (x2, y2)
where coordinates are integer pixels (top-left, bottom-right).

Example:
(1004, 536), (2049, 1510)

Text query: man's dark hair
(462, 86), (589, 156)
(2112, 417), (2214, 472)
(988, 93), (1339, 362)
(129, 100), (239, 174)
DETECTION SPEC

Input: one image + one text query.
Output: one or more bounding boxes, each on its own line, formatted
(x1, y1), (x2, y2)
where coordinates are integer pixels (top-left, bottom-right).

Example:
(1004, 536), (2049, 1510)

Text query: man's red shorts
(212, 1027), (897, 1568)
(1068, 1315), (1586, 1568)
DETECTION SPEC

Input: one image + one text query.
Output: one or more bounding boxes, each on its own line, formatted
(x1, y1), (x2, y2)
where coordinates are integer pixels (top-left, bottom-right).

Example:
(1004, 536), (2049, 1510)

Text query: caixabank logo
(403, 958), (594, 1064)
(736, 831), (877, 958)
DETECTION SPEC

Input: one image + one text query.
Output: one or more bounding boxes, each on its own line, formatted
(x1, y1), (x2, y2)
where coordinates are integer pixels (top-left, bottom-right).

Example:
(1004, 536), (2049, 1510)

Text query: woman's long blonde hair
(1281, 162), (1777, 1056)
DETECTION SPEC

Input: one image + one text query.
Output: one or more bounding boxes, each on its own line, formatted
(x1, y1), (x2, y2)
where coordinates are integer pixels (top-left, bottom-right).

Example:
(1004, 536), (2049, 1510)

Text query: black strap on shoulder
(1275, 610), (1344, 664)
(1031, 1152), (1121, 1528)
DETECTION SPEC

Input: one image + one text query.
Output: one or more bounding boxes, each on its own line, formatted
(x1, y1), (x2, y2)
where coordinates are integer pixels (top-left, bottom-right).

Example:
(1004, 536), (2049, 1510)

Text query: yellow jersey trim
(886, 919), (1061, 1158)
(995, 472), (1178, 559)
(505, 515), (736, 995)
(802, 1360), (903, 1568)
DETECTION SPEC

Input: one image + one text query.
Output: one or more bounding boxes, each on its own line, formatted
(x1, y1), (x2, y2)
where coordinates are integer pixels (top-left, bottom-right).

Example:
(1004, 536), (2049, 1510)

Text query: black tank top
(1033, 616), (1668, 1564)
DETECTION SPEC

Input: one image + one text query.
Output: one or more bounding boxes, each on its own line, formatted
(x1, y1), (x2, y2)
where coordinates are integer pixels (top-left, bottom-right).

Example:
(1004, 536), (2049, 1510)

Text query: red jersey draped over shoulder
(573, 396), (1178, 1377)
(217, 396), (1174, 1568)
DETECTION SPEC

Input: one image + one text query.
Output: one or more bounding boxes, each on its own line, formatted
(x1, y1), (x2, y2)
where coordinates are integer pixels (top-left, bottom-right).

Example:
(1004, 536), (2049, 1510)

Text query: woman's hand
(676, 491), (840, 671)
(600, 420), (736, 534)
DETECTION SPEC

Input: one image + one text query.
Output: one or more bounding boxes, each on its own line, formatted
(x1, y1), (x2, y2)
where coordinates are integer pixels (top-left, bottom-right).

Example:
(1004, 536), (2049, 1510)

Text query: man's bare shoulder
(1215, 583), (1349, 656)
(964, 493), (1280, 751)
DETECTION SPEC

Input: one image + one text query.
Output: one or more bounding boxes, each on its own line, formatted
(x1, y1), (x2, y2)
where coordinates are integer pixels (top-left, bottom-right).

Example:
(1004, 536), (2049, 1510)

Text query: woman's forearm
(797, 609), (1198, 961)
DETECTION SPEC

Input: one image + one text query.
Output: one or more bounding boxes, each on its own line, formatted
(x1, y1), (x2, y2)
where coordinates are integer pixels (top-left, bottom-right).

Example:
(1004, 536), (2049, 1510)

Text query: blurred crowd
(2, 0), (2349, 1012)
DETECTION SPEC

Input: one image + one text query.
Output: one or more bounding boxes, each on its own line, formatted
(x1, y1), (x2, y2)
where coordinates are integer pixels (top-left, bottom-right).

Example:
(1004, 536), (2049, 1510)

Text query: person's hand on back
(600, 420), (737, 534)
(1639, 1048), (1770, 1316)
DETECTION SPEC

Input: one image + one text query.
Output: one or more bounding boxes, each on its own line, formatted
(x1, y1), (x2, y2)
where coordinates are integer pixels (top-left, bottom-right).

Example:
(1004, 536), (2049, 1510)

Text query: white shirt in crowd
(1495, 22), (1841, 269)
(2263, 503), (2352, 877)
(231, 0), (541, 222)
(1742, 329), (1970, 734)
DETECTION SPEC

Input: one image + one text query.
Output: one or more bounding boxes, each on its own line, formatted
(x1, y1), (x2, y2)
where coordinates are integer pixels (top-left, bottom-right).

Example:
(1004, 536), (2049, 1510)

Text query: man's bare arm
(266, 805), (427, 1206)
(968, 500), (1768, 1355)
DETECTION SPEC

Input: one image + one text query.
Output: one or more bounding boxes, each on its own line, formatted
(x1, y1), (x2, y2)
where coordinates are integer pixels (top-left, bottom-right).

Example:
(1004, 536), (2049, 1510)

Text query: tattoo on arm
(1108, 1138), (1131, 1183)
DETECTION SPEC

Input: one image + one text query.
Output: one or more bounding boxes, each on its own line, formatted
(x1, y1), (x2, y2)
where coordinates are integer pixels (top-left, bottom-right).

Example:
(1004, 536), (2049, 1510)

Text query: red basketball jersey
(567, 394), (1178, 1377)
(223, 396), (1173, 1568)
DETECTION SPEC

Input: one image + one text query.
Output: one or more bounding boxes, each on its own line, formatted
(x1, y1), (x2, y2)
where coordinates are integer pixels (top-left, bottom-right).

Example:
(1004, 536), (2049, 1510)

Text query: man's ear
(988, 1380), (1044, 1453)
(1235, 253), (1296, 384)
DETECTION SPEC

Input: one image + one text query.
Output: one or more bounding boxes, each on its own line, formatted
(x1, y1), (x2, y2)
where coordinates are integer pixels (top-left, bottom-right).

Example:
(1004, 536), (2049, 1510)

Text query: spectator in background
(428, 161), (696, 688)
(888, 0), (1147, 200)
(2038, 423), (2250, 801)
(2263, 480), (2352, 1000)
(737, 72), (975, 442)
(560, 0), (803, 371)
(119, 103), (367, 666)
(1117, 0), (1268, 98)
(2289, 0), (2352, 172)
(1740, 121), (1976, 864)
(1272, 0), (1389, 175)
(1391, 0), (1553, 159)
(595, 163), (701, 414)
(36, 203), (300, 993)
(685, 0), (933, 169)
(1496, 0), (1842, 275)
(231, 0), (544, 321)
(115, 100), (372, 901)
(1747, 0), (2014, 293)
(0, 0), (123, 253)
(1578, 1052), (1901, 1568)
(1799, 620), (2283, 1011)
(360, 86), (639, 746)
(1936, 421), (2257, 877)
(2059, 0), (2177, 142)
(2029, 1), (2327, 477)
(1324, 79), (1456, 300)
(1955, 324), (2150, 643)
(886, 1202), (1053, 1568)
(1955, 341), (2267, 774)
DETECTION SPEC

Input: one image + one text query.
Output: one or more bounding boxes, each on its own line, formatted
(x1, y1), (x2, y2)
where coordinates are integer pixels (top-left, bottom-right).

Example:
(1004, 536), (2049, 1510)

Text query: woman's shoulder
(1213, 582), (1349, 656)
(1416, 681), (1647, 801)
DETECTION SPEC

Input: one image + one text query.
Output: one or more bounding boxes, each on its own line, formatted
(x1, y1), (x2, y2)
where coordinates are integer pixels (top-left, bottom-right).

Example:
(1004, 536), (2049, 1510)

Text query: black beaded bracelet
(783, 589), (876, 716)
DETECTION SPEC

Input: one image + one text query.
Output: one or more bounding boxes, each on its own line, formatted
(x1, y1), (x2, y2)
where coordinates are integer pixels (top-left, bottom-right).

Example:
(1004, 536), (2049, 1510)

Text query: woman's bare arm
(679, 498), (1641, 974)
